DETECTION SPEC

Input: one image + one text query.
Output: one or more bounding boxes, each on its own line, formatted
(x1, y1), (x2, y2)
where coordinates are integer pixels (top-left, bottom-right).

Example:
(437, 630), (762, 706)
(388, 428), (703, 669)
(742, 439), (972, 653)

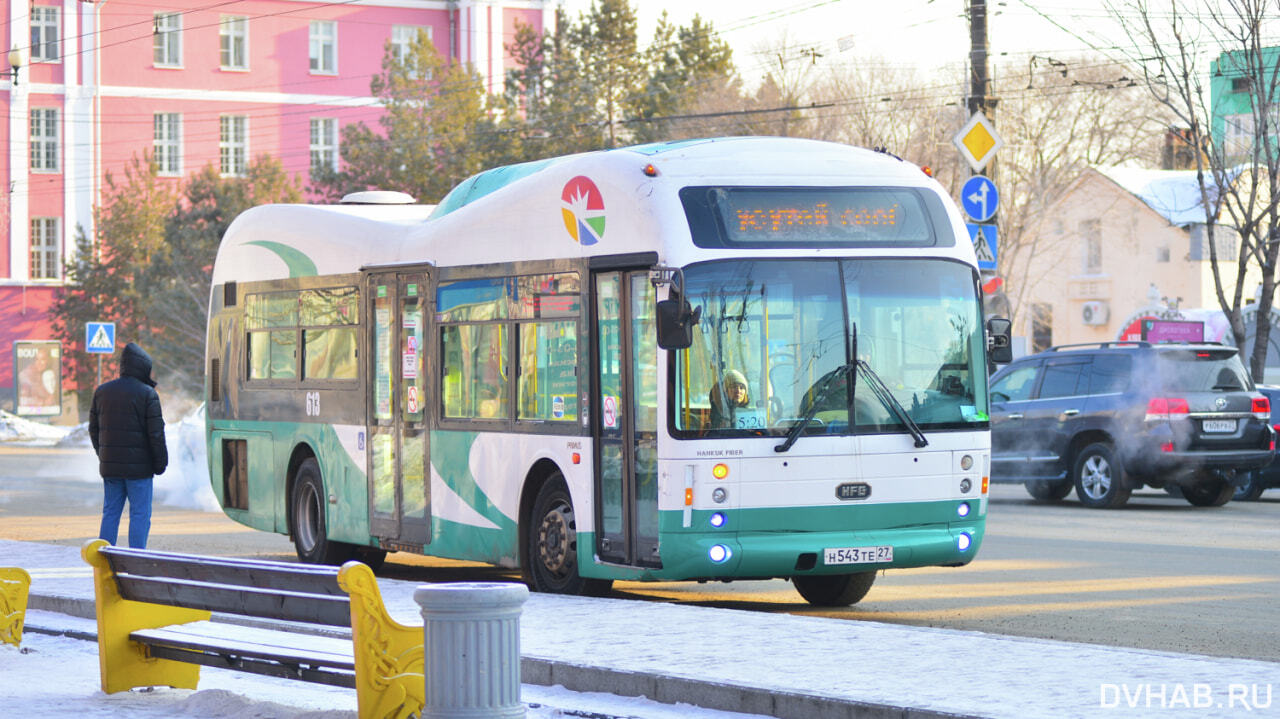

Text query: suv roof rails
(1046, 341), (1151, 352)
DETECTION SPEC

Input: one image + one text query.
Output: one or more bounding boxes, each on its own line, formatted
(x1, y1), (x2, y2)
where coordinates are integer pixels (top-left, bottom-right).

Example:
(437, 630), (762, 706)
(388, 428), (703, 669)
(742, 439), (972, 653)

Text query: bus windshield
(673, 258), (989, 438)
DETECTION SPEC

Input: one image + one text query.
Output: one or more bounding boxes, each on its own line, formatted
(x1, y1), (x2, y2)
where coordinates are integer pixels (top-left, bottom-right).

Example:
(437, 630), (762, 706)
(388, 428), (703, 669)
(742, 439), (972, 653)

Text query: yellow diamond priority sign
(953, 111), (1003, 172)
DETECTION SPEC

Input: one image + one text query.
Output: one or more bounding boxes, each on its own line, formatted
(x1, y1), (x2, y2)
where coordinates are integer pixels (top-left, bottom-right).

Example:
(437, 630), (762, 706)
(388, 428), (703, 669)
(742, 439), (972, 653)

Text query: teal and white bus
(204, 137), (1007, 606)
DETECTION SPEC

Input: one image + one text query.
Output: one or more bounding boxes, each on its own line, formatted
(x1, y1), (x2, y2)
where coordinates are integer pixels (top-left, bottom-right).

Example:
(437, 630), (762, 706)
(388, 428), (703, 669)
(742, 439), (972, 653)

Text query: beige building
(1008, 166), (1261, 355)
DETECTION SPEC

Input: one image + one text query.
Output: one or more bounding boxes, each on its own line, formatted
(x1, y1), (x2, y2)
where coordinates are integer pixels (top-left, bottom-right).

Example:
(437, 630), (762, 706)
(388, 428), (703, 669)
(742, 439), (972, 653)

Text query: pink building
(1, 0), (552, 418)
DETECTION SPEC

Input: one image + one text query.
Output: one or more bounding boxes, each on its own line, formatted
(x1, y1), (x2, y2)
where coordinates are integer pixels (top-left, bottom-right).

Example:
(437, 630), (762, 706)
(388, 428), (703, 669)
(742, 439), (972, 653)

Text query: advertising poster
(15, 341), (62, 416)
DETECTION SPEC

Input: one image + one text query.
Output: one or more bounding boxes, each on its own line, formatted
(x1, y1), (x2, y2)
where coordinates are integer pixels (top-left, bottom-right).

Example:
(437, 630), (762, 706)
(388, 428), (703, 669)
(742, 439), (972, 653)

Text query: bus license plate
(1203, 419), (1237, 433)
(823, 545), (893, 565)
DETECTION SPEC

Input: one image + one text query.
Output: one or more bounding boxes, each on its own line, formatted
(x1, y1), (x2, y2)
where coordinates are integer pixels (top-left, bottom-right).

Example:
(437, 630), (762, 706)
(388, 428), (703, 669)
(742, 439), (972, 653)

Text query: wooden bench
(81, 539), (424, 719)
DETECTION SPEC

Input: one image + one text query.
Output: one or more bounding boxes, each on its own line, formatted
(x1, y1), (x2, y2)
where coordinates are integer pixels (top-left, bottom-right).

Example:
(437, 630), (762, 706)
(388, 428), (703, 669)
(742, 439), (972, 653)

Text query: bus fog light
(709, 544), (732, 563)
(709, 512), (726, 528)
(960, 454), (973, 470)
(957, 502), (971, 517)
(957, 532), (972, 552)
(712, 487), (727, 503)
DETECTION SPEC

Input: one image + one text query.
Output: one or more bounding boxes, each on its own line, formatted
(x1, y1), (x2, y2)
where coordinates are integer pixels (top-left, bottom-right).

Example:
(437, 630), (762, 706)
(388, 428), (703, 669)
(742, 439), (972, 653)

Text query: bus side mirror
(656, 299), (701, 350)
(987, 317), (1013, 364)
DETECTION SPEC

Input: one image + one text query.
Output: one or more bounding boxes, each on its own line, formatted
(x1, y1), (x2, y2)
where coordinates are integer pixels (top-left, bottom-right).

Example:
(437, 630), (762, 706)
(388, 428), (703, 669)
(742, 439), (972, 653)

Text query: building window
(1031, 303), (1053, 354)
(1156, 245), (1170, 263)
(220, 16), (248, 70)
(154, 12), (182, 67)
(31, 6), (60, 62)
(310, 21), (336, 74)
(220, 115), (247, 177)
(30, 218), (60, 280)
(391, 25), (431, 75)
(30, 108), (58, 172)
(1225, 113), (1254, 159)
(1080, 219), (1102, 274)
(154, 113), (182, 176)
(310, 118), (338, 176)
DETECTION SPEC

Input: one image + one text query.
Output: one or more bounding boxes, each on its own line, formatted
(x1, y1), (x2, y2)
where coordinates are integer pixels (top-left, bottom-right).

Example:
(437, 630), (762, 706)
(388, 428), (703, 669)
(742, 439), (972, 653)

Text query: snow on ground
(0, 410), (71, 444)
(8, 404), (222, 513)
(0, 629), (772, 719)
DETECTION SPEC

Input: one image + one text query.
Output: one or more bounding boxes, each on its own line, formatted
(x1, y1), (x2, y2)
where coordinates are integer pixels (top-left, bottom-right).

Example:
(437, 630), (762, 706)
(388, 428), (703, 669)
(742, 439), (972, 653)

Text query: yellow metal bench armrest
(338, 560), (424, 719)
(81, 538), (211, 693)
(0, 566), (31, 648)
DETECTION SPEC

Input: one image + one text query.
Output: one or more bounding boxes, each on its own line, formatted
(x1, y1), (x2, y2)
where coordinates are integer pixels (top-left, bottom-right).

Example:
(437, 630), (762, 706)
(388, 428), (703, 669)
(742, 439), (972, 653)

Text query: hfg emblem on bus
(561, 176), (605, 246)
(835, 482), (871, 501)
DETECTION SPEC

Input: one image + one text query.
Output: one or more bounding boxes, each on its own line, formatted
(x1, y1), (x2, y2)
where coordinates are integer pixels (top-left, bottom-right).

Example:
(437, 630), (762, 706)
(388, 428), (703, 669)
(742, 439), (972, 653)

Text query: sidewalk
(8, 538), (1280, 719)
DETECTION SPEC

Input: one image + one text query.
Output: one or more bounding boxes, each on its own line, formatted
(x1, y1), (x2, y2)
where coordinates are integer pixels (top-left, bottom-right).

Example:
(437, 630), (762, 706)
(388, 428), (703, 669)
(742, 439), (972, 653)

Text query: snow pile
(154, 403), (219, 512)
(0, 409), (70, 444)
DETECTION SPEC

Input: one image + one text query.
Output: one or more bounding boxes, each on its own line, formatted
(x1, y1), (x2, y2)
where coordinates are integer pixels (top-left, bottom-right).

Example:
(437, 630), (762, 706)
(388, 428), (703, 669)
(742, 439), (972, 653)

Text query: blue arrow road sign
(86, 322), (116, 354)
(967, 223), (998, 270)
(960, 175), (999, 223)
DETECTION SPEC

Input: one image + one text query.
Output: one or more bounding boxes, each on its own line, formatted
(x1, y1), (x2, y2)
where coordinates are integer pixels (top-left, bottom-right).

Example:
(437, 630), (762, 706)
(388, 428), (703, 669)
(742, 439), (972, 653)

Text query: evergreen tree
(628, 13), (737, 144)
(312, 33), (521, 203)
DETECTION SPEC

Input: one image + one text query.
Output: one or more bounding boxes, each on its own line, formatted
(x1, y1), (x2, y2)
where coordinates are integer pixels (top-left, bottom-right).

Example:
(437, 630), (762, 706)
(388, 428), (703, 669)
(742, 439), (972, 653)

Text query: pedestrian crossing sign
(966, 223), (998, 270)
(85, 322), (116, 354)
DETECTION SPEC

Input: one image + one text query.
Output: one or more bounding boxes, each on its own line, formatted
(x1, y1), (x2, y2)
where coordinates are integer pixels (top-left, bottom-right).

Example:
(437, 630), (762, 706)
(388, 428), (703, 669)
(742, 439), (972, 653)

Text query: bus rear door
(366, 270), (431, 548)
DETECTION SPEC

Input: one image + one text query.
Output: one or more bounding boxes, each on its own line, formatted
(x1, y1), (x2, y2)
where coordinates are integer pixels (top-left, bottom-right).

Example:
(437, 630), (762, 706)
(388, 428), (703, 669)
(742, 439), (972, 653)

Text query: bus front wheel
(291, 458), (355, 565)
(792, 572), (877, 606)
(527, 474), (611, 596)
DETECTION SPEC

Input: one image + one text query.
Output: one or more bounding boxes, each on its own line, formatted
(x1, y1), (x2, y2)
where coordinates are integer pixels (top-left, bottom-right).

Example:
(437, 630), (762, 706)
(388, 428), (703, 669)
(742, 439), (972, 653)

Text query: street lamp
(6, 46), (24, 85)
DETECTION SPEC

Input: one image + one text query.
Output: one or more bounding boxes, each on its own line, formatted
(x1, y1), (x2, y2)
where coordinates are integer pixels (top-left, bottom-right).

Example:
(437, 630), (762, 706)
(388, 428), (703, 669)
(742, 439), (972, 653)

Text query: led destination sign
(680, 186), (949, 249)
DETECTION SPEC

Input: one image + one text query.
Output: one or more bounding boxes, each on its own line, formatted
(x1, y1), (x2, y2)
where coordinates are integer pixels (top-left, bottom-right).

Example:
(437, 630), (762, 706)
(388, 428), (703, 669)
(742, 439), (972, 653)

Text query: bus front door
(367, 271), (431, 549)
(593, 270), (660, 567)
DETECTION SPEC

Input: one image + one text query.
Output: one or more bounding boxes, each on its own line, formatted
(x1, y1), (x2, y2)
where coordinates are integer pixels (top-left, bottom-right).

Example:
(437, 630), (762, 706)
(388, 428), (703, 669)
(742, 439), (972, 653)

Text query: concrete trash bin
(414, 581), (530, 719)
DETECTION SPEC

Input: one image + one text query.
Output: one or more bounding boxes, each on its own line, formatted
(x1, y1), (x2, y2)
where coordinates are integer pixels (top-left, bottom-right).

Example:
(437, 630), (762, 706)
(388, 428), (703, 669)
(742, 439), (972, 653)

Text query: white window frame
(30, 108), (59, 172)
(31, 6), (60, 63)
(310, 118), (339, 176)
(30, 217), (61, 281)
(310, 20), (336, 74)
(154, 113), (182, 177)
(220, 15), (248, 70)
(153, 12), (182, 67)
(391, 25), (431, 63)
(220, 115), (248, 177)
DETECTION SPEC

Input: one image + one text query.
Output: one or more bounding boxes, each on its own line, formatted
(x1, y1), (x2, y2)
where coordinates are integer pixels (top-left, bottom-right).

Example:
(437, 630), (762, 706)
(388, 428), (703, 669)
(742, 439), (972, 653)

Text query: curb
(26, 591), (980, 719)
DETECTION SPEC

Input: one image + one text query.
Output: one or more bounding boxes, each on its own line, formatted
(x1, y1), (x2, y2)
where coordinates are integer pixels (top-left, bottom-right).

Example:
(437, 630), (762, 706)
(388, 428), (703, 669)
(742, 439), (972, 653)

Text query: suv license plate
(823, 546), (893, 565)
(1202, 419), (1237, 433)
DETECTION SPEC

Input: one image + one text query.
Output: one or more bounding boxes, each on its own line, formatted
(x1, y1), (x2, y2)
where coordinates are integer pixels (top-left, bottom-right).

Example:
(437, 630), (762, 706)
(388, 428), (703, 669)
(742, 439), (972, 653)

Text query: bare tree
(1108, 0), (1280, 380)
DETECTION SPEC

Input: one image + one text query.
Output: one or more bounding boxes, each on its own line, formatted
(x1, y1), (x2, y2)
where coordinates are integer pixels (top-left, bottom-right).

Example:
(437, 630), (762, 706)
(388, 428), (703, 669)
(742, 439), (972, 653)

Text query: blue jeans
(99, 477), (153, 549)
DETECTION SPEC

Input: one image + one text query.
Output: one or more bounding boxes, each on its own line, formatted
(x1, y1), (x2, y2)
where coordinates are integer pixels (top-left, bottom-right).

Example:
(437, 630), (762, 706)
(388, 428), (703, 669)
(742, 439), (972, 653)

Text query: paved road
(4, 445), (1278, 661)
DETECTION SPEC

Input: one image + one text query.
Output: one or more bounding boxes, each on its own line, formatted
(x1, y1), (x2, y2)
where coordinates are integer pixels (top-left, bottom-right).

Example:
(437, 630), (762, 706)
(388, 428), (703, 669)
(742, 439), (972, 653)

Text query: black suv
(989, 342), (1275, 508)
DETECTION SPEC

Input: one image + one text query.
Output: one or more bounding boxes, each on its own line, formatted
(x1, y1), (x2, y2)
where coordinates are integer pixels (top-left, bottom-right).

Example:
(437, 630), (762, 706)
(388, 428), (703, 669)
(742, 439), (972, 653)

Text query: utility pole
(965, 0), (1008, 319)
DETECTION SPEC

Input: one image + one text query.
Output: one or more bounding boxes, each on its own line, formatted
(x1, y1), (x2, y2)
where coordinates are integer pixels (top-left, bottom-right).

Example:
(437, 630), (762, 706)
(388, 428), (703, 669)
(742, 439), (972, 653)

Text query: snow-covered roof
(1099, 166), (1214, 226)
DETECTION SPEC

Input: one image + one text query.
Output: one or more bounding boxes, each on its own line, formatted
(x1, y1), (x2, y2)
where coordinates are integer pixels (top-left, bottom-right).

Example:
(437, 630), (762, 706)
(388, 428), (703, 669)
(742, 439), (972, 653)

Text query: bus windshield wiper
(774, 362), (854, 453)
(856, 360), (928, 448)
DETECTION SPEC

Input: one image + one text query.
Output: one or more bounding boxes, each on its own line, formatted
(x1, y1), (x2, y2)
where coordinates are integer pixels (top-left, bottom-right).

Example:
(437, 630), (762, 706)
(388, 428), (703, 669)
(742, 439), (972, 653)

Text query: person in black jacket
(89, 342), (168, 548)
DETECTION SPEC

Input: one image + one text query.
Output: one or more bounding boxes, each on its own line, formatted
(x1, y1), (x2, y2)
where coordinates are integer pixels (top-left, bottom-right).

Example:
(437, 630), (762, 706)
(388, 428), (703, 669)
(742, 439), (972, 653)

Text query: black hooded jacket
(89, 343), (168, 479)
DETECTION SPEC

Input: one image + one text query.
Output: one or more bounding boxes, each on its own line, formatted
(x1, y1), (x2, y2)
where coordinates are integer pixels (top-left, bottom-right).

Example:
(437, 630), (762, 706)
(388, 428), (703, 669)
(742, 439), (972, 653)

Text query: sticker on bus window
(602, 395), (619, 429)
(733, 410), (766, 430)
(552, 396), (566, 419)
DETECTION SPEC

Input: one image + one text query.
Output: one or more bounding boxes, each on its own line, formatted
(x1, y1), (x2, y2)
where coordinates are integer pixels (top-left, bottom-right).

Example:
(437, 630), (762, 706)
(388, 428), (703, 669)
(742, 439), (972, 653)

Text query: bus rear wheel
(792, 572), (877, 606)
(527, 474), (611, 596)
(292, 458), (355, 565)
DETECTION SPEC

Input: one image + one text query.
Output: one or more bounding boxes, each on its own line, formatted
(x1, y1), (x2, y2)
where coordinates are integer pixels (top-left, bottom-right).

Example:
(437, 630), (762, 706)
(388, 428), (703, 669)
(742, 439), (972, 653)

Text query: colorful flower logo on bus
(561, 176), (605, 246)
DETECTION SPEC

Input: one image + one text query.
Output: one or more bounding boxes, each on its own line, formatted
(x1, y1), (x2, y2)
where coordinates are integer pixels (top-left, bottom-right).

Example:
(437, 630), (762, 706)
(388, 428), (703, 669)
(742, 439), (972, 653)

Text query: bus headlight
(957, 532), (973, 552)
(709, 544), (732, 563)
(709, 512), (726, 528)
(960, 454), (974, 470)
(957, 502), (971, 518)
(712, 487), (727, 503)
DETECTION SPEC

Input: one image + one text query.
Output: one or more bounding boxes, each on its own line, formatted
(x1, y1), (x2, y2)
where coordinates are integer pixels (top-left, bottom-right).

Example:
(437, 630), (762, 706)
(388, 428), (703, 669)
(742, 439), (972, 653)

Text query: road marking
(896, 559), (1090, 574)
(868, 575), (1274, 601)
(858, 593), (1268, 621)
(0, 513), (259, 542)
(25, 568), (92, 579)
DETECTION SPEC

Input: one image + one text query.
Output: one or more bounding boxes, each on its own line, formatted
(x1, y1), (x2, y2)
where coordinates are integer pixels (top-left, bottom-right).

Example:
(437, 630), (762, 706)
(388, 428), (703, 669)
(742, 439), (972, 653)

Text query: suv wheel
(1026, 479), (1072, 501)
(1233, 471), (1266, 502)
(1072, 442), (1131, 509)
(1183, 473), (1234, 507)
